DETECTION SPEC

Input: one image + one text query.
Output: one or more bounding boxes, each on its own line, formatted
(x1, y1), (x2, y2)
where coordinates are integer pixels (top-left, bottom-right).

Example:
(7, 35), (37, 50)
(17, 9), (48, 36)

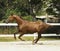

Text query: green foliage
(0, 0), (43, 21)
(46, 0), (60, 17)
(4, 9), (21, 18)
(0, 0), (60, 21)
(22, 15), (33, 21)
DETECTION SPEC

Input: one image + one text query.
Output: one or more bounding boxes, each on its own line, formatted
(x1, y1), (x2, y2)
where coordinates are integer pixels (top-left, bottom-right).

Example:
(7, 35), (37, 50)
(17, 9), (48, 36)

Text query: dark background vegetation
(0, 0), (60, 21)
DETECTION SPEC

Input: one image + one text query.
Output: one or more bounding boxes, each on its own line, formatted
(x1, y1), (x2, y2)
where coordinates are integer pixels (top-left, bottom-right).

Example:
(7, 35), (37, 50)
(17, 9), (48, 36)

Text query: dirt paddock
(0, 40), (60, 51)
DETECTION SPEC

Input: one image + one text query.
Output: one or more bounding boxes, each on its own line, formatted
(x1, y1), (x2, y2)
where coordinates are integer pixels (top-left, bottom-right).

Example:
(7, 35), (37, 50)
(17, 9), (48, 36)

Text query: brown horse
(6, 14), (50, 44)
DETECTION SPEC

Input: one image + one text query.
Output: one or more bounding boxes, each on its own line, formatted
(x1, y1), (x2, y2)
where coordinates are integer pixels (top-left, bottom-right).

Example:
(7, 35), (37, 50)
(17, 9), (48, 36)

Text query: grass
(0, 36), (60, 42)
(0, 37), (34, 42)
(0, 37), (16, 42)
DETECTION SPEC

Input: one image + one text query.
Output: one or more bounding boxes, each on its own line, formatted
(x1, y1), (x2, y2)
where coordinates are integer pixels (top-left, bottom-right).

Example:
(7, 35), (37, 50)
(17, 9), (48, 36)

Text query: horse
(5, 14), (60, 44)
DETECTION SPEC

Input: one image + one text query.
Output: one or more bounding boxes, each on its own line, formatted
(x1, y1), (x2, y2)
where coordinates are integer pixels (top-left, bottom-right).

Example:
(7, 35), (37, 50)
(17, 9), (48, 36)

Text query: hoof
(21, 39), (25, 41)
(32, 41), (37, 45)
(32, 42), (37, 45)
(18, 37), (25, 41)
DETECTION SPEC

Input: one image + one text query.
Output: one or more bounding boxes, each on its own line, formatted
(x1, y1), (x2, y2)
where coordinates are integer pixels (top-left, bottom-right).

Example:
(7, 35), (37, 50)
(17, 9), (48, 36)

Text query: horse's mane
(19, 16), (24, 20)
(11, 14), (44, 23)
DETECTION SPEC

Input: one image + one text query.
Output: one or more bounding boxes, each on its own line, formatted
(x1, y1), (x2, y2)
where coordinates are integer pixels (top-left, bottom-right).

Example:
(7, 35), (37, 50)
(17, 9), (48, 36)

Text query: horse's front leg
(18, 33), (25, 41)
(14, 31), (19, 40)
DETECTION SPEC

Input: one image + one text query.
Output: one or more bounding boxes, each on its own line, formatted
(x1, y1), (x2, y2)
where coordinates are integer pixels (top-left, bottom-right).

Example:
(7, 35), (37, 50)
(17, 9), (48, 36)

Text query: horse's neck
(14, 16), (24, 25)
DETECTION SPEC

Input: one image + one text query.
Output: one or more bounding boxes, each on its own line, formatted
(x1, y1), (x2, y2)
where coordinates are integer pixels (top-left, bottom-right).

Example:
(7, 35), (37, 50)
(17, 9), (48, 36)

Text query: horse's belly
(25, 27), (38, 34)
(19, 24), (39, 34)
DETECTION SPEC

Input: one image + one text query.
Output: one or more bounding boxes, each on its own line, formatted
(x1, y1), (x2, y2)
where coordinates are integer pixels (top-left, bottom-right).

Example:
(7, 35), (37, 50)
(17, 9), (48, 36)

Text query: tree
(0, 0), (60, 21)
(27, 0), (43, 21)
(46, 0), (60, 18)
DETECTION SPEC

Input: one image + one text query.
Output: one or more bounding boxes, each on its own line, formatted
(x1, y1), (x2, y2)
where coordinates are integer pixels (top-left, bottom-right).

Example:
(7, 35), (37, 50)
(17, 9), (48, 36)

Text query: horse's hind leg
(33, 33), (41, 44)
(18, 34), (25, 41)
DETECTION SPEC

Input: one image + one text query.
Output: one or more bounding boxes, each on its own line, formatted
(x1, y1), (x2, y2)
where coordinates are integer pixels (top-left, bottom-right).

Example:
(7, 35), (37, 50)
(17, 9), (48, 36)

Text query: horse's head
(6, 14), (15, 23)
(5, 14), (24, 24)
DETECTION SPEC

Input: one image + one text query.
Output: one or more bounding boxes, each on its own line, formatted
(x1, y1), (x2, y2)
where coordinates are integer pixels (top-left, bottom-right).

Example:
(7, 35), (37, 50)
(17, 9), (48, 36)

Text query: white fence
(0, 23), (17, 26)
(0, 23), (60, 26)
(0, 23), (60, 37)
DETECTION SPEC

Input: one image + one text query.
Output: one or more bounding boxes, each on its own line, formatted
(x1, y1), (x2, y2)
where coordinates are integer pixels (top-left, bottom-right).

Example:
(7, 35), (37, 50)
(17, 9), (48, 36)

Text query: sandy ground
(0, 40), (60, 51)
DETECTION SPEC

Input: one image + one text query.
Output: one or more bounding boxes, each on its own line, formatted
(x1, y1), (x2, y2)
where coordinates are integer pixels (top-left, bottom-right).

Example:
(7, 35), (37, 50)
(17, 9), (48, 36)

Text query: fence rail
(0, 23), (60, 26)
(0, 23), (17, 26)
